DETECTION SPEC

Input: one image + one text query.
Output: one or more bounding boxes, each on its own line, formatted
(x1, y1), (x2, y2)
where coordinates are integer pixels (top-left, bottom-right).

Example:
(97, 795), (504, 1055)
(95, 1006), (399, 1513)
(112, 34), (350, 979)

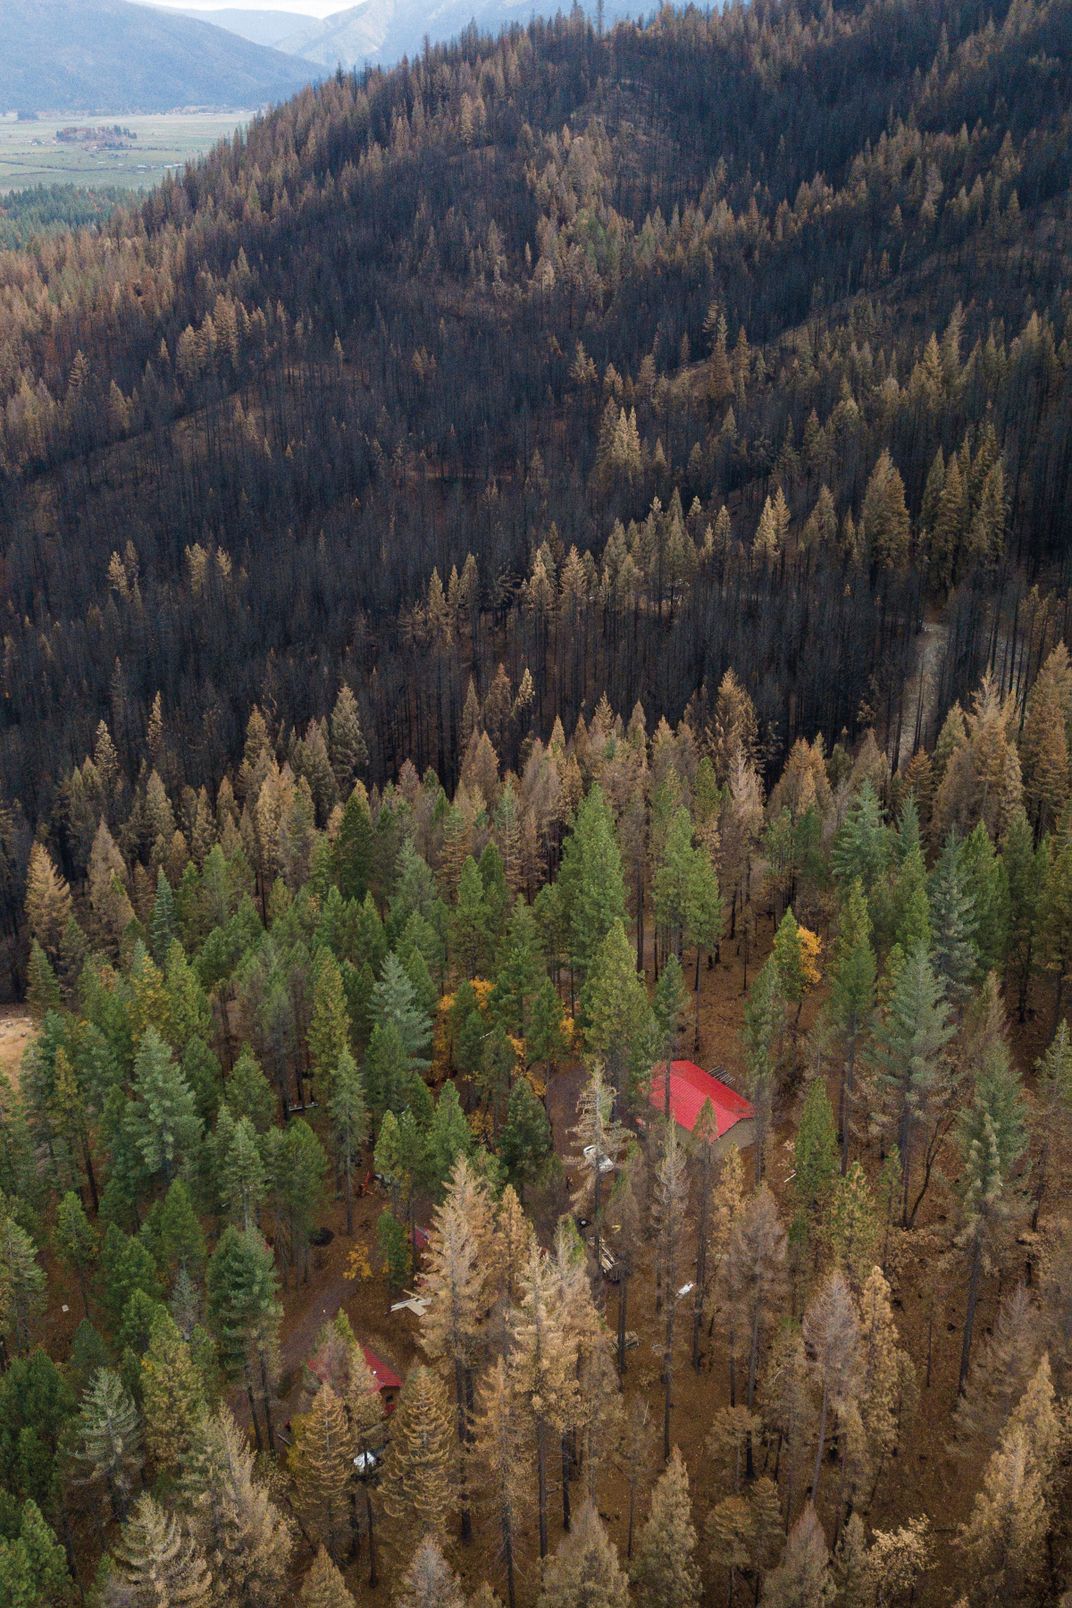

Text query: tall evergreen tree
(372, 952), (432, 1071)
(141, 1311), (207, 1478)
(104, 1493), (212, 1608)
(327, 1050), (368, 1234)
(631, 1448), (701, 1608)
(955, 1043), (1027, 1393)
(205, 1227), (281, 1453)
(76, 1367), (143, 1520)
(1030, 1021), (1072, 1231)
(307, 951), (352, 1102)
(54, 1190), (98, 1319)
(742, 959), (784, 1184)
(831, 783), (889, 897)
(289, 1382), (354, 1561)
(491, 897), (544, 1041)
(380, 1365), (455, 1540)
(928, 835), (979, 1004)
(0, 1499), (71, 1607)
(329, 686), (368, 793)
(499, 1076), (554, 1194)
(868, 943), (954, 1225)
(0, 1212), (45, 1357)
(536, 1502), (629, 1608)
(417, 1155), (493, 1541)
(1037, 839), (1072, 1031)
(581, 921), (654, 1105)
(558, 787), (627, 984)
(827, 880), (875, 1171)
(299, 1546), (357, 1608)
(183, 1407), (293, 1608)
(132, 1028), (202, 1185)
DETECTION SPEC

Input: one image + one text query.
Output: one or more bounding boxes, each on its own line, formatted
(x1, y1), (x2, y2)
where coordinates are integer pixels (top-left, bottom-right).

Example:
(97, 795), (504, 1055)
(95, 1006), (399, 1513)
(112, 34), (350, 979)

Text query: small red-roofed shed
(648, 1060), (755, 1153)
(306, 1333), (403, 1415)
(362, 1346), (402, 1413)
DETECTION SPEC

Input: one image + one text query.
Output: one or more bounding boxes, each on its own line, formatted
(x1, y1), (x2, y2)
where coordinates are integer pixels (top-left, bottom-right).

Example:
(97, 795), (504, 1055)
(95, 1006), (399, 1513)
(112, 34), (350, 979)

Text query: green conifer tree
(54, 1190), (98, 1319)
(827, 880), (875, 1170)
(132, 1028), (202, 1184)
(581, 920), (654, 1107)
(328, 1049), (368, 1233)
(500, 1077), (554, 1193)
(928, 835), (979, 1003)
(955, 1042), (1027, 1393)
(76, 1367), (143, 1519)
(869, 943), (954, 1225)
(205, 1227), (281, 1453)
(791, 1080), (838, 1271)
(0, 1499), (71, 1607)
(558, 787), (627, 984)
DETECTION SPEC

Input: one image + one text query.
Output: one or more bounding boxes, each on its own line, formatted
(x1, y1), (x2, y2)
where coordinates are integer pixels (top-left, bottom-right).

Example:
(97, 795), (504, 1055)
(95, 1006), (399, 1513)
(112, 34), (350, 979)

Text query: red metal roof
(648, 1060), (754, 1137)
(363, 1346), (402, 1393)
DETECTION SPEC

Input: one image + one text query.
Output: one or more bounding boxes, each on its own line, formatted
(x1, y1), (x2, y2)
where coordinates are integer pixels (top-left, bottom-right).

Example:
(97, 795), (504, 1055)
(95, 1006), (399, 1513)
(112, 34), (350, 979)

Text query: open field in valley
(0, 111), (247, 192)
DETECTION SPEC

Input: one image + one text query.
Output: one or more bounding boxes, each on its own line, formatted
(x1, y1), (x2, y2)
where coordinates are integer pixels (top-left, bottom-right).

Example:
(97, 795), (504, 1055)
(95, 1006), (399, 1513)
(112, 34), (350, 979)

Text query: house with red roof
(361, 1345), (402, 1413)
(306, 1332), (403, 1415)
(648, 1060), (755, 1154)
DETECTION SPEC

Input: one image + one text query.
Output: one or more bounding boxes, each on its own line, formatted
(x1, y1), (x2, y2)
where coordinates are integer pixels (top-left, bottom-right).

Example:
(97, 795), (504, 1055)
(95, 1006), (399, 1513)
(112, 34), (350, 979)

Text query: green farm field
(0, 110), (247, 192)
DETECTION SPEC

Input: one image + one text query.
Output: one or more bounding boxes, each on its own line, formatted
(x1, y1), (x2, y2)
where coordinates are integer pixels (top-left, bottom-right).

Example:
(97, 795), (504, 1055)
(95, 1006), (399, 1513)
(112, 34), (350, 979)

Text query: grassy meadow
(0, 110), (246, 192)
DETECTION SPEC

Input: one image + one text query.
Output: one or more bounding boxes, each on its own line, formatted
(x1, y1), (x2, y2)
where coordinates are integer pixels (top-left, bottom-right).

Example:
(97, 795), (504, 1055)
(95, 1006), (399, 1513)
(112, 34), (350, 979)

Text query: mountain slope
(278, 0), (640, 69)
(0, 0), (316, 114)
(148, 7), (313, 50)
(0, 0), (1069, 821)
(278, 3), (381, 67)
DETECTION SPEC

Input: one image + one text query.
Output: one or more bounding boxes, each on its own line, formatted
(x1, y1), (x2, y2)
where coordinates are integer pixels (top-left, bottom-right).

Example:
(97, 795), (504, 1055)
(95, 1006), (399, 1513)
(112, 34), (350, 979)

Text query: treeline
(0, 185), (126, 250)
(3, 648), (1072, 1600)
(1, 0), (1071, 828)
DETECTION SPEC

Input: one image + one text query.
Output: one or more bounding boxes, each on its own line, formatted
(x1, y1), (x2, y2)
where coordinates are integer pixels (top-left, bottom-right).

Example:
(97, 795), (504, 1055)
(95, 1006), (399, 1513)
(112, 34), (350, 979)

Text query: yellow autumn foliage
(798, 925), (822, 987)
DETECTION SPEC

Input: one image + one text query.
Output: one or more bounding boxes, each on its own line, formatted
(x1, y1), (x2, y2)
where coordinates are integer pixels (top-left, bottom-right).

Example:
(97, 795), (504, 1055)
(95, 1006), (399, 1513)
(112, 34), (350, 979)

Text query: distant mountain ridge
(276, 2), (382, 68)
(1, 0), (315, 115)
(179, 0), (643, 72)
(146, 7), (313, 50)
(279, 0), (642, 69)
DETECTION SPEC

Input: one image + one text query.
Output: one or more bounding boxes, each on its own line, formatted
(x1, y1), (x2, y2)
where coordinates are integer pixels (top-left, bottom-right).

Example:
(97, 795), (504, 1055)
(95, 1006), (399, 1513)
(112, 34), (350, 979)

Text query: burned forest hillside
(0, 0), (1070, 850)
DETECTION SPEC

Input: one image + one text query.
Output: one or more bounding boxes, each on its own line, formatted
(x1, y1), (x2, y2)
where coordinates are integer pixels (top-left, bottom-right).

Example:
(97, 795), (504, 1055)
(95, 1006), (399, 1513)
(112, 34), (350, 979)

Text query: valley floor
(0, 111), (247, 192)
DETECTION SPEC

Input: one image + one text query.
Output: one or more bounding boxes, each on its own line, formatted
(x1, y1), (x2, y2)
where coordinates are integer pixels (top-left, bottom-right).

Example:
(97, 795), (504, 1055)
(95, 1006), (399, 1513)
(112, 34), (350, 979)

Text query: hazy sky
(151, 0), (345, 14)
